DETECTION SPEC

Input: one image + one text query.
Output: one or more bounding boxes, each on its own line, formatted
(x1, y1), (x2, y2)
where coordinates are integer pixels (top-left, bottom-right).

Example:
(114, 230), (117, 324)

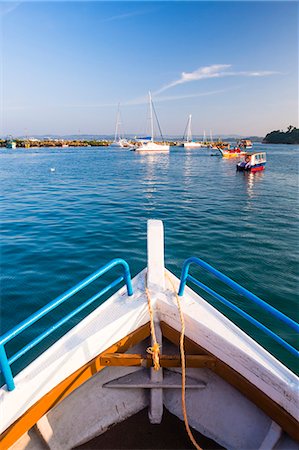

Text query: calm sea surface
(0, 144), (298, 375)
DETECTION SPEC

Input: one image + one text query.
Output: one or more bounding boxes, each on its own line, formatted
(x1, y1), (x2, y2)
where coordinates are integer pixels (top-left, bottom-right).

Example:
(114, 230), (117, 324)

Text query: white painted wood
(148, 321), (163, 424)
(258, 421), (282, 450)
(164, 366), (273, 450)
(147, 220), (165, 291)
(45, 365), (148, 449)
(146, 220), (164, 423)
(103, 369), (206, 389)
(10, 430), (47, 450)
(159, 270), (299, 421)
(35, 416), (59, 450)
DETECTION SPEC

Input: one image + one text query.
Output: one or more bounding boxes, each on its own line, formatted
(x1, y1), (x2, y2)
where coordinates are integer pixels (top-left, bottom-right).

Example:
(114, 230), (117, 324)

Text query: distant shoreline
(0, 137), (264, 149)
(0, 139), (111, 148)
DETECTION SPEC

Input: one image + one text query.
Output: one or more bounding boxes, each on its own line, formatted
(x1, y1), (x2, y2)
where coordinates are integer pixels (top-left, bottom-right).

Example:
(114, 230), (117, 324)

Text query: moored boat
(238, 139), (253, 150)
(6, 138), (17, 149)
(134, 141), (170, 152)
(110, 104), (132, 148)
(237, 151), (267, 172)
(183, 115), (203, 149)
(133, 93), (169, 153)
(0, 220), (297, 450)
(216, 145), (246, 158)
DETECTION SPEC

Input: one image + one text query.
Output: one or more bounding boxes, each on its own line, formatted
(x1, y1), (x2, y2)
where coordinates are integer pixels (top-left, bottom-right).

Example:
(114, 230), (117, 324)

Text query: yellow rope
(165, 271), (202, 450)
(145, 281), (161, 371)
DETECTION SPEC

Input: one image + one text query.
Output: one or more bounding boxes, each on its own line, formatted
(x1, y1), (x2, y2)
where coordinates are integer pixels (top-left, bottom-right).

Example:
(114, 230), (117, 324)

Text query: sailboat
(209, 130), (218, 150)
(183, 115), (203, 149)
(110, 104), (131, 148)
(134, 92), (169, 153)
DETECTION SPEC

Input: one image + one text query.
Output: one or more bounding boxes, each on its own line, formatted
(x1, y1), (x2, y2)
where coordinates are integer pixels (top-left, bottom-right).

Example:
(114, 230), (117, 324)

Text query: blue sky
(1, 1), (298, 137)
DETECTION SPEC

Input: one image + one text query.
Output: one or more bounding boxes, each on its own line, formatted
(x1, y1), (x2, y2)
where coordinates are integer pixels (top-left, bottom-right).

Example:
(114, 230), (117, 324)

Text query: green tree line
(263, 126), (299, 144)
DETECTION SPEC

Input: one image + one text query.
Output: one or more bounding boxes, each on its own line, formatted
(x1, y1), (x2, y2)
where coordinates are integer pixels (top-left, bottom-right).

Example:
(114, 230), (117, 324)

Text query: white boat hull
(183, 142), (203, 149)
(1, 221), (298, 450)
(134, 142), (170, 152)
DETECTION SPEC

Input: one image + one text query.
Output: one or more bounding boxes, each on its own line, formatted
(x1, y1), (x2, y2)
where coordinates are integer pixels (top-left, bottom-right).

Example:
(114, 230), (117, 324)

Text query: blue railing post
(122, 261), (133, 296)
(0, 345), (15, 391)
(177, 256), (299, 358)
(178, 259), (192, 297)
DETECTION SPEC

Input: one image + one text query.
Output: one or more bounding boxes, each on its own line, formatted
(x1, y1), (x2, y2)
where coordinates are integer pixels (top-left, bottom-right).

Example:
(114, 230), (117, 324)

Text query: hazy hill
(263, 126), (299, 144)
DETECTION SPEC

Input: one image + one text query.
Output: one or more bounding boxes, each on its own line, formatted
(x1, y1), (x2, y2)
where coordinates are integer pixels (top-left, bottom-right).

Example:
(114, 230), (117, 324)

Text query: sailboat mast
(114, 104), (120, 142)
(149, 91), (154, 142)
(187, 114), (192, 142)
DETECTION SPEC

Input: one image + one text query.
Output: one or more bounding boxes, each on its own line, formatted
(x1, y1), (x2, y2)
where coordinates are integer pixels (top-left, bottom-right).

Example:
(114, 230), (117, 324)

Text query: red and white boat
(237, 151), (267, 172)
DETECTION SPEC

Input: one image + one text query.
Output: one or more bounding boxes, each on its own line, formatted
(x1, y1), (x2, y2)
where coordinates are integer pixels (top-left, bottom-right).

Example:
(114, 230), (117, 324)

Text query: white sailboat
(134, 92), (169, 153)
(110, 104), (131, 148)
(209, 130), (218, 149)
(183, 115), (203, 149)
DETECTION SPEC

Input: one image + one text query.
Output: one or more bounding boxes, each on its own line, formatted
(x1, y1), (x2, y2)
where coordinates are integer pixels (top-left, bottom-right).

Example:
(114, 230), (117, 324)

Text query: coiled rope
(145, 283), (161, 371)
(165, 271), (202, 450)
(145, 272), (202, 450)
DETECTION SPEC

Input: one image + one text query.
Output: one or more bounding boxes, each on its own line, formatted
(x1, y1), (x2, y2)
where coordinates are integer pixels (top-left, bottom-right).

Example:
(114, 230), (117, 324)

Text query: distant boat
(183, 115), (203, 149)
(237, 151), (266, 172)
(134, 92), (169, 153)
(110, 104), (131, 148)
(238, 139), (253, 150)
(201, 130), (209, 148)
(6, 137), (17, 149)
(217, 146), (246, 158)
(208, 130), (218, 149)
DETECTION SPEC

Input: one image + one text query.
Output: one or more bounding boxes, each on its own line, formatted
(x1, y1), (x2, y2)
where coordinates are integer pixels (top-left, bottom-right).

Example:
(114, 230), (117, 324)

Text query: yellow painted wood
(100, 353), (216, 368)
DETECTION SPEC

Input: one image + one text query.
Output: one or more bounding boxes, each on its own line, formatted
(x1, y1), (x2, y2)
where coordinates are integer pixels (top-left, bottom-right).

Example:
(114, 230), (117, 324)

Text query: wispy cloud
(124, 87), (237, 106)
(101, 8), (158, 23)
(155, 64), (279, 94)
(155, 88), (237, 103)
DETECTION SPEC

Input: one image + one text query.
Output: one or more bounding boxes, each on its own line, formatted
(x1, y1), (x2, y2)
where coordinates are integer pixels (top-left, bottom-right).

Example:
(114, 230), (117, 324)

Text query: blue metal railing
(0, 258), (133, 391)
(178, 257), (299, 358)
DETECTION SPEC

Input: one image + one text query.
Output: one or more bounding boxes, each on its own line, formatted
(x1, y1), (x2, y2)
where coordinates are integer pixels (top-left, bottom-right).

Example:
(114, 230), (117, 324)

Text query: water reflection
(140, 152), (170, 205)
(183, 150), (194, 185)
(241, 171), (265, 199)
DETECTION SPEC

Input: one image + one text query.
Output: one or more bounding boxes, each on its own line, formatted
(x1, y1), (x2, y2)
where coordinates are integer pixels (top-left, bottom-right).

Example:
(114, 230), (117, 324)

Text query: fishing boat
(0, 220), (298, 450)
(133, 93), (169, 153)
(183, 115), (203, 149)
(217, 146), (246, 158)
(238, 139), (253, 150)
(110, 104), (131, 148)
(6, 137), (17, 149)
(237, 151), (267, 172)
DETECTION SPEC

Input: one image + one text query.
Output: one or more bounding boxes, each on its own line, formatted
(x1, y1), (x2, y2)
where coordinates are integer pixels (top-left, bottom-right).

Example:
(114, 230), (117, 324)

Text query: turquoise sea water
(0, 144), (298, 376)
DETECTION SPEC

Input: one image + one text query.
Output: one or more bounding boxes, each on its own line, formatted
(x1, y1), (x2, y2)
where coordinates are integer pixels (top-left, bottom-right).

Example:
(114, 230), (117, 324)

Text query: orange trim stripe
(0, 323), (151, 449)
